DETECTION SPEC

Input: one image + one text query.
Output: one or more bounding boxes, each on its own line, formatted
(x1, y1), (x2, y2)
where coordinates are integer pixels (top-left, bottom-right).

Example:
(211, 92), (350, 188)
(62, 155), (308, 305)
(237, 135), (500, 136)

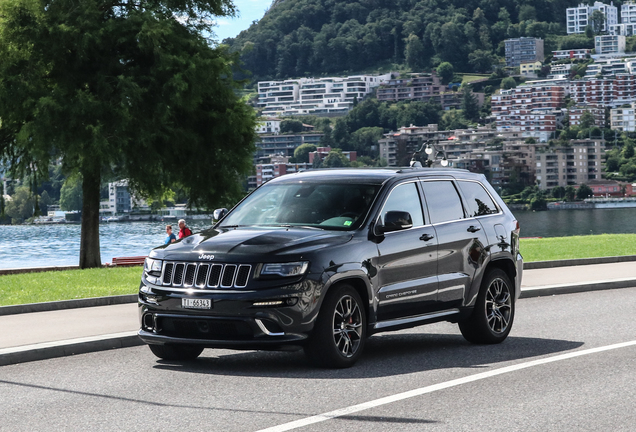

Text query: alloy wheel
(332, 295), (363, 358)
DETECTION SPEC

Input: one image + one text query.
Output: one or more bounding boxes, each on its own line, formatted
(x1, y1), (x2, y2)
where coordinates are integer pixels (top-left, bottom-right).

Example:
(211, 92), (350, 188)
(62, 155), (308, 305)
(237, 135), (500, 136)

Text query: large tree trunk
(79, 167), (102, 269)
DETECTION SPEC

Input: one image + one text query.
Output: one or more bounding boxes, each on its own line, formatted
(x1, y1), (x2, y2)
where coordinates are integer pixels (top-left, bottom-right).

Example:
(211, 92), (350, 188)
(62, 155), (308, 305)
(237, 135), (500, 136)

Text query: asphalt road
(1, 287), (635, 432)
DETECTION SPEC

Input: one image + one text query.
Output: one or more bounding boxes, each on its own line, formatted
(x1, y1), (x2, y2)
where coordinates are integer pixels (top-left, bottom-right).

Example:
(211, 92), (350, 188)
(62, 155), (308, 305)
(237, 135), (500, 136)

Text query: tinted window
(420, 181), (464, 224)
(380, 182), (424, 227)
(458, 181), (499, 217)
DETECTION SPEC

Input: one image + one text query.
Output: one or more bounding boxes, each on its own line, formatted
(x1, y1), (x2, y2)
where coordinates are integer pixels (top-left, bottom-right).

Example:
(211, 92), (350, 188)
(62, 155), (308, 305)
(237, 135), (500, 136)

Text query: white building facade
(258, 73), (393, 117)
(567, 2), (618, 34)
(610, 102), (636, 131)
(609, 1), (636, 35)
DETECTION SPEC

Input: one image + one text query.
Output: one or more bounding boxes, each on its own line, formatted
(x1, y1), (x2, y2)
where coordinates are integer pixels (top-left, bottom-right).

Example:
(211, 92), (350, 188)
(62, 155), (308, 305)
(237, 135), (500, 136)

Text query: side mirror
(213, 208), (228, 222)
(377, 211), (413, 234)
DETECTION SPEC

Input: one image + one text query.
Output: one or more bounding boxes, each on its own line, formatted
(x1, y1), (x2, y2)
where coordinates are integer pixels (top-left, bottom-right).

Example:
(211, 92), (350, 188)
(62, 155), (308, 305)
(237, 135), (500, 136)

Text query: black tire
(459, 268), (514, 344)
(304, 284), (367, 368)
(148, 344), (204, 361)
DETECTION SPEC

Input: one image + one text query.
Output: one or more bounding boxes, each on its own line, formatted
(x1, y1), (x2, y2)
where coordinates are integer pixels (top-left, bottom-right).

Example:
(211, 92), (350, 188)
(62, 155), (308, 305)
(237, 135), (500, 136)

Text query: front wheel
(304, 284), (367, 368)
(459, 268), (515, 344)
(148, 344), (204, 361)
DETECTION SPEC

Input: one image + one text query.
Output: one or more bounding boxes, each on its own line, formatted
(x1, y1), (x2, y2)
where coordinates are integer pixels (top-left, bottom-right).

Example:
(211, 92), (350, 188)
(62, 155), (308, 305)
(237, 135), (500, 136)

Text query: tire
(304, 284), (367, 368)
(459, 268), (514, 344)
(148, 343), (204, 361)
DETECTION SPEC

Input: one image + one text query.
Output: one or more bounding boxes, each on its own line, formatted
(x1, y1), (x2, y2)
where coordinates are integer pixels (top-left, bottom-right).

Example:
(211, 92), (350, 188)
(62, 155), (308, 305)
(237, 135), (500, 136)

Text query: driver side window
(380, 182), (425, 227)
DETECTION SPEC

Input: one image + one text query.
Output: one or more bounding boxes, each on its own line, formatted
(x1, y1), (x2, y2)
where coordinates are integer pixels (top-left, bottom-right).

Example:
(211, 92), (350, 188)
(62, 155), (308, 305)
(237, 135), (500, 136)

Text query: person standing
(178, 219), (192, 239)
(165, 225), (177, 244)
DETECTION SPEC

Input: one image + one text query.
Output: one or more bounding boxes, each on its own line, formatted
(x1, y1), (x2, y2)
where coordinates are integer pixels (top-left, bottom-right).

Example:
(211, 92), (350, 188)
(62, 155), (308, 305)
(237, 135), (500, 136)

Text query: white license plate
(182, 298), (212, 310)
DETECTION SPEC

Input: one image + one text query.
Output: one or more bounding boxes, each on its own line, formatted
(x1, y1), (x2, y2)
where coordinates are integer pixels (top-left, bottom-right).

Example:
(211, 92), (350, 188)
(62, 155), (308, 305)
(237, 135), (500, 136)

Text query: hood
(150, 226), (353, 261)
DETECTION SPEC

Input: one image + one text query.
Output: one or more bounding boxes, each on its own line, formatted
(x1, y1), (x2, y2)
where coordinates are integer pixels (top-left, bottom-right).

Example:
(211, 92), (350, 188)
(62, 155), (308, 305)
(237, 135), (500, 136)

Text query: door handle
(419, 234), (434, 242)
(467, 225), (481, 233)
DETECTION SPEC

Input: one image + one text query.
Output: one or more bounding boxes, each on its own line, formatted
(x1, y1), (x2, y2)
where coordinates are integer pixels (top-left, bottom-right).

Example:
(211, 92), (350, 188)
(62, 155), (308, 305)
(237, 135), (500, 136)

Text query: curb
(0, 332), (144, 367)
(0, 294), (138, 316)
(523, 255), (636, 270)
(520, 278), (636, 299)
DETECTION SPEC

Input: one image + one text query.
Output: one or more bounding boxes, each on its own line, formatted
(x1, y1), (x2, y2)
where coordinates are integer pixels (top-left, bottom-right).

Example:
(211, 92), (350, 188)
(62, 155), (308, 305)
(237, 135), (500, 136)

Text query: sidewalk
(2, 260), (636, 366)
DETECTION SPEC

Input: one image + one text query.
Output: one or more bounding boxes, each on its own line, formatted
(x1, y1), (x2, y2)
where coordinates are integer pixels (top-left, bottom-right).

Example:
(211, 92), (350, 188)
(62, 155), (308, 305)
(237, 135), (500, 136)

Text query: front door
(375, 181), (439, 321)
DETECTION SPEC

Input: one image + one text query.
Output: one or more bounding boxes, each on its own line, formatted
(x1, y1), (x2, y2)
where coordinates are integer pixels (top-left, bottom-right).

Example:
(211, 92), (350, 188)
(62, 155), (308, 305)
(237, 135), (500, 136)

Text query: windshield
(220, 181), (381, 230)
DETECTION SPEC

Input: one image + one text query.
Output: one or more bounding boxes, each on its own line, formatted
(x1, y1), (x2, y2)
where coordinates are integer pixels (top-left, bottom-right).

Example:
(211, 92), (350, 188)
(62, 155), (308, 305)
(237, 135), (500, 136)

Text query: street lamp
(410, 140), (449, 167)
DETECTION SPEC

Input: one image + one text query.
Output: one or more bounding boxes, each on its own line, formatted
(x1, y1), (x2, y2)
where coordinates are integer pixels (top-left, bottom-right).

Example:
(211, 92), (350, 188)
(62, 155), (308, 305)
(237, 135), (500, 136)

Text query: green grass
(520, 234), (636, 263)
(0, 266), (142, 307)
(2, 234), (636, 306)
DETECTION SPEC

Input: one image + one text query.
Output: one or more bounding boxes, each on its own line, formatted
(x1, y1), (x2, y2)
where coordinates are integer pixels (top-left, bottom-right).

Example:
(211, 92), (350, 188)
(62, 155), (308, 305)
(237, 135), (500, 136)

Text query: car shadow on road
(152, 331), (584, 379)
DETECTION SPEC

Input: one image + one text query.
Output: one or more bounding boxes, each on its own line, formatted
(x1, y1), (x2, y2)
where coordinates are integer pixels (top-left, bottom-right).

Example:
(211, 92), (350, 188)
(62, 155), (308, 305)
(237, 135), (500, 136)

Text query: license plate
(182, 298), (212, 310)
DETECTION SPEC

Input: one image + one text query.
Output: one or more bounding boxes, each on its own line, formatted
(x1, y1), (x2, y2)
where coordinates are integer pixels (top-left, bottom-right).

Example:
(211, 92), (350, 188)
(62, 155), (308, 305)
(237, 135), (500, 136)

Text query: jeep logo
(199, 254), (215, 260)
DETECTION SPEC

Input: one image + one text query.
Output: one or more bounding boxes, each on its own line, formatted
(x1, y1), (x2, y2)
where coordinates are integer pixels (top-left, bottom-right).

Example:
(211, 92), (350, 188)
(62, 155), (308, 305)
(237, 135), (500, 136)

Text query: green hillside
(226, 0), (598, 80)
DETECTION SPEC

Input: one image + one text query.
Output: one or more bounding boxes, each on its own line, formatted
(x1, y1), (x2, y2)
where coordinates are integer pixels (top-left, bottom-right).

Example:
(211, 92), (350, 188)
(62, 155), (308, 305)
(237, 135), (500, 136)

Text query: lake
(2, 208), (636, 269)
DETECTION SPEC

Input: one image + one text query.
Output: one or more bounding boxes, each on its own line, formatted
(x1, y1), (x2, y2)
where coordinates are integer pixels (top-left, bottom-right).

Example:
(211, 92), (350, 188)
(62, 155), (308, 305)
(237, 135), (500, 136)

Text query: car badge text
(199, 254), (215, 260)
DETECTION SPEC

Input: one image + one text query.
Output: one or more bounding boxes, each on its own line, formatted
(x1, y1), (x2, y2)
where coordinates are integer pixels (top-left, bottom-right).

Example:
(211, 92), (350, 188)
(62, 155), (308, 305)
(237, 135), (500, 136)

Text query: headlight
(144, 258), (162, 274)
(259, 262), (309, 278)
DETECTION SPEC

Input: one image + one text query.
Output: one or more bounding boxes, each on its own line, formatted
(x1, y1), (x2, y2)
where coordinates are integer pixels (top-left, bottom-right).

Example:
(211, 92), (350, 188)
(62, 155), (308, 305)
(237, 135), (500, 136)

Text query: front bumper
(137, 277), (321, 350)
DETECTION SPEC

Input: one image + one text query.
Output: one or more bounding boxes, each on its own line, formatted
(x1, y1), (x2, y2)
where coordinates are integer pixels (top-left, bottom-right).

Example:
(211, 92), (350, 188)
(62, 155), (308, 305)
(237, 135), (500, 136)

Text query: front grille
(161, 261), (251, 289)
(158, 317), (254, 340)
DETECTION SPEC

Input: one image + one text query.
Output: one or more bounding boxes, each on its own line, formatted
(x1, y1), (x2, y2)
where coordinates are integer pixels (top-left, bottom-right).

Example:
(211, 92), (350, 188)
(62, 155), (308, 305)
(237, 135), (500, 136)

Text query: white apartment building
(610, 102), (636, 131)
(256, 117), (282, 134)
(585, 56), (636, 77)
(258, 73), (392, 116)
(567, 2), (618, 34)
(108, 180), (148, 214)
(595, 34), (626, 55)
(552, 49), (592, 60)
(609, 1), (636, 35)
(548, 63), (573, 79)
(535, 140), (604, 189)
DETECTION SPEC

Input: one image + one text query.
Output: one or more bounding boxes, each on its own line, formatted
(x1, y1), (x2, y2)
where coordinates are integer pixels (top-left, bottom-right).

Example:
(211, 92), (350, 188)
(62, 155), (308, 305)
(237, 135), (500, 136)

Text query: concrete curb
(520, 278), (636, 299)
(523, 255), (636, 269)
(0, 294), (138, 316)
(0, 332), (144, 367)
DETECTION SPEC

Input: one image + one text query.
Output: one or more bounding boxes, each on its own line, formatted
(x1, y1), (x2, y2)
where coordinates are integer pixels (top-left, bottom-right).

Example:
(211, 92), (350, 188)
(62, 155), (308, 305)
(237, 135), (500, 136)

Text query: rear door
(420, 179), (489, 309)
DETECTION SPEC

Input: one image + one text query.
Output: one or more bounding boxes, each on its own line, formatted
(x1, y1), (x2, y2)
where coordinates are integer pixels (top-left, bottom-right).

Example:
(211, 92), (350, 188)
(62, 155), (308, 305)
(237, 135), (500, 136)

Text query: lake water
(1, 208), (636, 269)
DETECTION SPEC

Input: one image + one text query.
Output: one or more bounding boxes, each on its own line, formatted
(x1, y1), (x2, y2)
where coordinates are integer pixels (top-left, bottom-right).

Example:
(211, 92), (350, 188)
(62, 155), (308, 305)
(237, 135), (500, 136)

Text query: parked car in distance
(138, 168), (523, 368)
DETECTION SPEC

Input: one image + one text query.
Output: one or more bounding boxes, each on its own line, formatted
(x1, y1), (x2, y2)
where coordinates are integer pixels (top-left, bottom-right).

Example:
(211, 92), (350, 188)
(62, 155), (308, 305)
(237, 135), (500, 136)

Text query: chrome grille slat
(160, 261), (251, 289)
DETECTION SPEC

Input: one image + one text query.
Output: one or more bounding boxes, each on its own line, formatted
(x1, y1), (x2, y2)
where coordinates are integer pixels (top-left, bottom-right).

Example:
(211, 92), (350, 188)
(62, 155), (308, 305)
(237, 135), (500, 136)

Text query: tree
(565, 185), (576, 201)
(579, 111), (596, 130)
(468, 50), (496, 73)
(293, 144), (317, 163)
(518, 5), (537, 22)
(4, 185), (35, 223)
(0, 0), (256, 268)
(461, 86), (480, 122)
(39, 190), (52, 215)
(501, 77), (517, 89)
(551, 186), (566, 199)
(322, 150), (350, 168)
(437, 62), (455, 85)
(280, 119), (304, 133)
(576, 184), (593, 200)
(590, 10), (605, 34)
(405, 34), (426, 70)
(59, 176), (83, 212)
(623, 141), (635, 159)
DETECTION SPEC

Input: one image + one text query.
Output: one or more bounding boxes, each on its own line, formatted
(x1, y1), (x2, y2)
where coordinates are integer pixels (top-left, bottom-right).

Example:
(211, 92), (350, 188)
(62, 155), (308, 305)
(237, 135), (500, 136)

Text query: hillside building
(257, 73), (392, 117)
(610, 102), (636, 131)
(609, 1), (636, 36)
(375, 73), (485, 110)
(504, 37), (544, 67)
(594, 34), (626, 55)
(552, 49), (592, 60)
(535, 140), (604, 190)
(567, 2), (618, 34)
(255, 133), (323, 159)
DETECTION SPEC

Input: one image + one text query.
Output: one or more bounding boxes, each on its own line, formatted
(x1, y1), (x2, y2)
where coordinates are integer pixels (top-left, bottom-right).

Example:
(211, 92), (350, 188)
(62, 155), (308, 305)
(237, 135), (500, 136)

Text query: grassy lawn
(520, 234), (636, 262)
(0, 266), (142, 307)
(2, 234), (636, 306)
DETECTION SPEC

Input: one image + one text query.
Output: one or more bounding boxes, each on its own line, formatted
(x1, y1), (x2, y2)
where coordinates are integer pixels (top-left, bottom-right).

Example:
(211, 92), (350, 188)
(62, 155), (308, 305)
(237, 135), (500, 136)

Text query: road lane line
(255, 340), (636, 432)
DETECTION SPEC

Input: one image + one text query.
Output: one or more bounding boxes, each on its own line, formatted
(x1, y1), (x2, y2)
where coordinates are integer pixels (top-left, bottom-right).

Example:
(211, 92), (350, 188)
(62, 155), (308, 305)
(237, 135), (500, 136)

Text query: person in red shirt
(178, 219), (192, 239)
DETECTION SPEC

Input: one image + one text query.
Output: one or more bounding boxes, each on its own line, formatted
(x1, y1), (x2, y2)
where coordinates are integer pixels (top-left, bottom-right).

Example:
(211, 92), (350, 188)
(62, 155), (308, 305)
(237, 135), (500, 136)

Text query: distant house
(587, 180), (633, 196)
(520, 61), (543, 77)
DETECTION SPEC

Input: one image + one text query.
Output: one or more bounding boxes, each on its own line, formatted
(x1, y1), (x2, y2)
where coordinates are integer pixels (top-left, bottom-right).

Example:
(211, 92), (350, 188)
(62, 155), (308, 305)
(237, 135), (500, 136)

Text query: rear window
(457, 180), (499, 217)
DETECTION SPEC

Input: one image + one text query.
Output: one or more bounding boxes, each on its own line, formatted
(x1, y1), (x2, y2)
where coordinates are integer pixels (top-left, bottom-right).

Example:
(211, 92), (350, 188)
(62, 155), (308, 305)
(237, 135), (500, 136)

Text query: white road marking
(255, 340), (636, 432)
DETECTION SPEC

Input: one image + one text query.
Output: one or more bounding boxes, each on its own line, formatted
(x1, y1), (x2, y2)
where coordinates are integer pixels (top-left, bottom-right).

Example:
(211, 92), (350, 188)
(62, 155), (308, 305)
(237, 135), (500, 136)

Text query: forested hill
(225, 0), (587, 80)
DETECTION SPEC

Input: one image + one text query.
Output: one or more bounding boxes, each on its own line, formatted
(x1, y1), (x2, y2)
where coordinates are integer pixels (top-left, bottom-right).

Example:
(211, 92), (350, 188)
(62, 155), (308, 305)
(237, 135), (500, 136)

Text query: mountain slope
(226, 0), (584, 80)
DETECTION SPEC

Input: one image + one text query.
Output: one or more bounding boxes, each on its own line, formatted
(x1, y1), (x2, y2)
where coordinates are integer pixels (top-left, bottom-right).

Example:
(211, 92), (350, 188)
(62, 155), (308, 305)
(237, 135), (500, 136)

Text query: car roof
(267, 167), (478, 185)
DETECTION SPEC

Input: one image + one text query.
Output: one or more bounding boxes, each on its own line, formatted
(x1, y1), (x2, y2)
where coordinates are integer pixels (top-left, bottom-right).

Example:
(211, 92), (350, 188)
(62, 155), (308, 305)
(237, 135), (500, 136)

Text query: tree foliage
(228, 0), (581, 79)
(0, 0), (257, 267)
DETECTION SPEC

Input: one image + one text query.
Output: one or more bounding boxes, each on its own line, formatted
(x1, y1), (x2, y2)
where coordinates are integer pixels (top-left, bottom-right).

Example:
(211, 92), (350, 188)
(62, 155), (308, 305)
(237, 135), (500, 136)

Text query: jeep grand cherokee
(138, 168), (523, 368)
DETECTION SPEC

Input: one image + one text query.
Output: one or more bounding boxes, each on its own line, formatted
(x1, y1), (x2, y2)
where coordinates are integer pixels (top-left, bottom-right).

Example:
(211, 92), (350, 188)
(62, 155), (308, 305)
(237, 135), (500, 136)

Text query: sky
(213, 0), (273, 41)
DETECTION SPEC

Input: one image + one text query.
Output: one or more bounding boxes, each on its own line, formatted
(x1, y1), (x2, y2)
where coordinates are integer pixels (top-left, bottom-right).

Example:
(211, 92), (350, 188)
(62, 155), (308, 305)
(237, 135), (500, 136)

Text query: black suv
(138, 168), (522, 367)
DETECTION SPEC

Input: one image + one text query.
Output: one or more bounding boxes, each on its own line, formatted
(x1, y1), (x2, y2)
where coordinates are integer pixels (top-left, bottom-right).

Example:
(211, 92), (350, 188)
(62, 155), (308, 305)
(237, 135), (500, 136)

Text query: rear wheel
(305, 284), (366, 368)
(459, 268), (514, 344)
(148, 344), (203, 361)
